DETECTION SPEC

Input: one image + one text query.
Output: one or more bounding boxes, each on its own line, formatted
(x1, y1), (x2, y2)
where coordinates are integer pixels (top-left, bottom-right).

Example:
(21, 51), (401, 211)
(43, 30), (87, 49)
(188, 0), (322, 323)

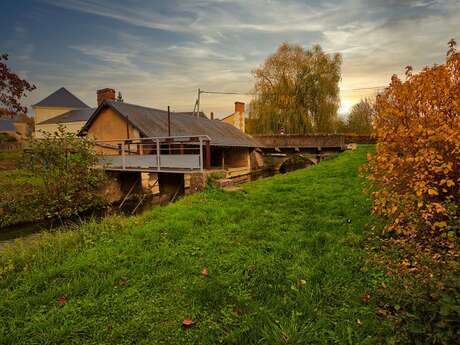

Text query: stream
(0, 201), (151, 250)
(0, 169), (283, 249)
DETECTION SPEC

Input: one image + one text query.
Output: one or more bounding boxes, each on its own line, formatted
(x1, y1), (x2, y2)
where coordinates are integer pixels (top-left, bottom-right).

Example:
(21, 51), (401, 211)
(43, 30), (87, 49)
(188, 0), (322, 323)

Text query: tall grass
(0, 146), (393, 344)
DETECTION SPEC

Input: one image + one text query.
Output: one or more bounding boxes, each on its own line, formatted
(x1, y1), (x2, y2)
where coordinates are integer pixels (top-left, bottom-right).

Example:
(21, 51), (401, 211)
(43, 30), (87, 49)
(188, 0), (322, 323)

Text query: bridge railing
(252, 134), (346, 149)
(94, 135), (211, 172)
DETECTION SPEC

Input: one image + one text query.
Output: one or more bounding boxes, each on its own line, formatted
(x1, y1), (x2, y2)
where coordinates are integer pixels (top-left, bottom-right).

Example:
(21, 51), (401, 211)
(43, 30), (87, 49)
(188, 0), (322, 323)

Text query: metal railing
(94, 135), (211, 172)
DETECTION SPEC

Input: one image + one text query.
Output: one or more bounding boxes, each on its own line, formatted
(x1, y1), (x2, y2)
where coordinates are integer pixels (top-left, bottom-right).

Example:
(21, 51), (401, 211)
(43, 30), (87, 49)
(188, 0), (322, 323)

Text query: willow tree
(247, 43), (341, 134)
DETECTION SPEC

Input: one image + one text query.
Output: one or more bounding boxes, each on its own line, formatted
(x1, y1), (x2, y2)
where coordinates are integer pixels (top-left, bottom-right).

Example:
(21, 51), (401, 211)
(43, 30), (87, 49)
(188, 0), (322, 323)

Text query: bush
(22, 126), (106, 220)
(0, 133), (16, 142)
(367, 40), (460, 249)
(206, 171), (225, 188)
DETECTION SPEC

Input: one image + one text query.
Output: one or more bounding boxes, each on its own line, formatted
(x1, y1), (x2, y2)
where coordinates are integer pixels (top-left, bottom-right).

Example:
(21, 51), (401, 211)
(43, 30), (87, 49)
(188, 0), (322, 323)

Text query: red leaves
(56, 295), (67, 306)
(182, 319), (194, 328)
(0, 53), (36, 114)
(360, 293), (371, 304)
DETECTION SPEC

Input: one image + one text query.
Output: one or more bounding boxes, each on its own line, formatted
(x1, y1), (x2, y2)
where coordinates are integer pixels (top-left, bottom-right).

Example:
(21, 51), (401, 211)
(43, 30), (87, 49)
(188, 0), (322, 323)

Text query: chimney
(210, 112), (214, 120)
(235, 101), (245, 113)
(97, 88), (116, 105)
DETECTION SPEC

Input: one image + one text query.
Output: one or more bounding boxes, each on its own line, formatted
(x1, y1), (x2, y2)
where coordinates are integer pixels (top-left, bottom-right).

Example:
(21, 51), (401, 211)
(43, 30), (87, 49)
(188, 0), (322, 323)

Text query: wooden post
(121, 142), (126, 170)
(205, 140), (211, 170)
(167, 106), (171, 136)
(222, 149), (225, 169)
(199, 137), (203, 172)
(197, 88), (201, 117)
(156, 139), (161, 171)
(167, 106), (172, 154)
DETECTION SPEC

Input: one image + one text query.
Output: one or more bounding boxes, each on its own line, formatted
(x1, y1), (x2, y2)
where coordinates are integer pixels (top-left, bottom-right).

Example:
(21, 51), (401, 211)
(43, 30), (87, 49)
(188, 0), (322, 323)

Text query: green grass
(0, 146), (393, 344)
(0, 151), (21, 161)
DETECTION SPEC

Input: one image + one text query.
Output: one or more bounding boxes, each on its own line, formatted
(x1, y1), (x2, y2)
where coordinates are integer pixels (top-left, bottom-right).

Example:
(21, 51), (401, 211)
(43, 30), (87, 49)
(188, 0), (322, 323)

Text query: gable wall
(35, 121), (87, 139)
(33, 106), (79, 125)
(86, 107), (140, 141)
(222, 112), (245, 132)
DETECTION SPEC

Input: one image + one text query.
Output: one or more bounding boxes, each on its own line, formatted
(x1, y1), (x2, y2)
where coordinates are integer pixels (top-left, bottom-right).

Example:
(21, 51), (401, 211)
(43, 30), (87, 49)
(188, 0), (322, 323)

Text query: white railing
(94, 135), (211, 172)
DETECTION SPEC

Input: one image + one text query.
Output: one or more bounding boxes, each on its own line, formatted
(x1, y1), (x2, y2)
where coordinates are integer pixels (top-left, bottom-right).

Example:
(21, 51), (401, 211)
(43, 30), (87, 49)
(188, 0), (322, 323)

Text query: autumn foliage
(367, 40), (460, 249)
(248, 43), (342, 134)
(0, 54), (35, 114)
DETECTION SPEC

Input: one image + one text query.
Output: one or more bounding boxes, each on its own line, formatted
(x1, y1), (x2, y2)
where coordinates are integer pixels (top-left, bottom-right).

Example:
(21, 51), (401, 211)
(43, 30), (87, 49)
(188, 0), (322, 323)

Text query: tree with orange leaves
(367, 40), (459, 249)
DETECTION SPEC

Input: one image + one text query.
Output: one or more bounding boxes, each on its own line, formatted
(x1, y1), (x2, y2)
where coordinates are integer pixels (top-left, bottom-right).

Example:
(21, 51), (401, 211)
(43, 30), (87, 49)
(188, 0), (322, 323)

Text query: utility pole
(196, 88), (201, 117)
(192, 89), (253, 117)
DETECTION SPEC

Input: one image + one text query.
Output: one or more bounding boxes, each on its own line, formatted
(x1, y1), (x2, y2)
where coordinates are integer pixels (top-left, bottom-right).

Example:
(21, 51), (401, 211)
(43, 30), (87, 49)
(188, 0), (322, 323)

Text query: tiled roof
(33, 87), (90, 108)
(81, 101), (259, 148)
(175, 111), (208, 119)
(38, 108), (96, 125)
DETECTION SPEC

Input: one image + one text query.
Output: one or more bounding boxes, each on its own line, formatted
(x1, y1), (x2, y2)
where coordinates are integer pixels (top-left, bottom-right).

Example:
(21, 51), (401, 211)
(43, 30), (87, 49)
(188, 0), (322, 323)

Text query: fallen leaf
(360, 293), (371, 304)
(377, 308), (388, 317)
(182, 319), (194, 328)
(116, 279), (129, 286)
(57, 295), (67, 306)
(232, 307), (243, 317)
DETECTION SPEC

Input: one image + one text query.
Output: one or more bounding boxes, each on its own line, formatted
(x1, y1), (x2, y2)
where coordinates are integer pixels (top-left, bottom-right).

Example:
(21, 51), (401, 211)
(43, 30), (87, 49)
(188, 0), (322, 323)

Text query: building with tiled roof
(33, 87), (93, 138)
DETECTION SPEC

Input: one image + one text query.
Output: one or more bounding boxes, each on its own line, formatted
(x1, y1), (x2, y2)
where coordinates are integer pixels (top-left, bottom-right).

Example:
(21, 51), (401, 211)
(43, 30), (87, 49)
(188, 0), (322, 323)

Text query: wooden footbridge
(93, 133), (348, 174)
(94, 135), (211, 173)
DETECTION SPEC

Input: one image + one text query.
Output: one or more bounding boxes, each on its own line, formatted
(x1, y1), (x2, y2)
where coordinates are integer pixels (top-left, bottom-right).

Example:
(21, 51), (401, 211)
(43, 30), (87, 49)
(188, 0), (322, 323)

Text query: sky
(1, 0), (459, 118)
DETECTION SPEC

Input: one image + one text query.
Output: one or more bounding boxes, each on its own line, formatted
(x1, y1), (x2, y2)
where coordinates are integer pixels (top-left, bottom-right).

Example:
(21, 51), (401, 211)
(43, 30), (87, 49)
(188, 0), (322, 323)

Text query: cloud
(19, 0), (460, 115)
(41, 0), (194, 33)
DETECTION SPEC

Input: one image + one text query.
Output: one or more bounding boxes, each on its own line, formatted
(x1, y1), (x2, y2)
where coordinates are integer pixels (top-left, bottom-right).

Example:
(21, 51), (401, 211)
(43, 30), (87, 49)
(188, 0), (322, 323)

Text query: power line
(199, 86), (386, 96)
(193, 85), (387, 115)
(340, 86), (386, 91)
(200, 90), (253, 96)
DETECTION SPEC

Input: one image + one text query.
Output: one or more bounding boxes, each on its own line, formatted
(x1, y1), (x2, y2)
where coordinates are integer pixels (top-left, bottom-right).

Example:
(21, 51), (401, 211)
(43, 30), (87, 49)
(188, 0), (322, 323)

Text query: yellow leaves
(427, 188), (438, 196)
(433, 221), (448, 229)
(440, 179), (455, 187)
(368, 42), (460, 241)
(432, 203), (445, 213)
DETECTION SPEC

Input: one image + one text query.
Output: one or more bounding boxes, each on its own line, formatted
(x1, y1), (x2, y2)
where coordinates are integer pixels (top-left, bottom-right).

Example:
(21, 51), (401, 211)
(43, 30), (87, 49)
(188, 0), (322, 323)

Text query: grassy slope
(0, 146), (392, 344)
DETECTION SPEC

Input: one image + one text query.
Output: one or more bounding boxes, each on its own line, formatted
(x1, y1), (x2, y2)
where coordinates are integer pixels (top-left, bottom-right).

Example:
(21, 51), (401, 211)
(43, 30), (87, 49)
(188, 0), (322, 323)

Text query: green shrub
(1, 126), (106, 227)
(206, 171), (225, 188)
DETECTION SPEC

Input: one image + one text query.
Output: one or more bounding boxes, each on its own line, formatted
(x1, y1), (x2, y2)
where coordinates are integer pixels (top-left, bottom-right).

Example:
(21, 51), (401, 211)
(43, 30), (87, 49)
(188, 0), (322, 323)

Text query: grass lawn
(0, 146), (393, 344)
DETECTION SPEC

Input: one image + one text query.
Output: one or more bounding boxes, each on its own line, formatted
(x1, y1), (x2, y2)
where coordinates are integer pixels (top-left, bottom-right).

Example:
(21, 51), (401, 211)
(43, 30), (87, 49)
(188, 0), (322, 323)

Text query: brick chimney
(97, 88), (116, 105)
(235, 101), (245, 113)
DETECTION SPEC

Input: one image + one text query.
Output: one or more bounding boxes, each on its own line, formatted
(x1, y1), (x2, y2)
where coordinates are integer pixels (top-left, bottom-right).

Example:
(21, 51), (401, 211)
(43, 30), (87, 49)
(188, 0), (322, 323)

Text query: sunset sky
(2, 0), (459, 118)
